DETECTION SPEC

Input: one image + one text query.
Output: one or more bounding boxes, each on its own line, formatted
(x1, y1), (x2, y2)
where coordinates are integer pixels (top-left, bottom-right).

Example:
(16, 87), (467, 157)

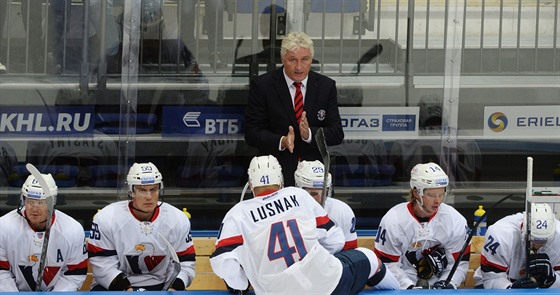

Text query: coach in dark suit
(244, 32), (344, 186)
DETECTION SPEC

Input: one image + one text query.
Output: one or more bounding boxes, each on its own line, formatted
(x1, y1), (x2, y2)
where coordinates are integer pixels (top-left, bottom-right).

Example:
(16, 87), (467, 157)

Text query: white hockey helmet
(410, 162), (449, 198)
(294, 160), (332, 198)
(21, 173), (58, 206)
(529, 203), (556, 243)
(127, 162), (164, 195)
(248, 155), (283, 191)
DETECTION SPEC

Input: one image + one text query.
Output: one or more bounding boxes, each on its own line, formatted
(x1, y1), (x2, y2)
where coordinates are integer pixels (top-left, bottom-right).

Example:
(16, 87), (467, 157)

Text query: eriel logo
(487, 112), (508, 132)
(0, 113), (91, 132)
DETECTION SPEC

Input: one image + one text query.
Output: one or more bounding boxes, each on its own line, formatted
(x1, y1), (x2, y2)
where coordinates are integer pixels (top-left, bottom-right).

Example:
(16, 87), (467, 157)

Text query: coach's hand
(528, 253), (556, 288)
(282, 126), (296, 153)
(299, 111), (310, 140)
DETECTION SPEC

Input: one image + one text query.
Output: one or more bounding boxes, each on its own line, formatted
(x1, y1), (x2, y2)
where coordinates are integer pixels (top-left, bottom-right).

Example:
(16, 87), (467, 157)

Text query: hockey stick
(443, 193), (517, 287)
(240, 181), (249, 202)
(26, 163), (55, 291)
(525, 157), (533, 278)
(158, 233), (181, 290)
(315, 128), (330, 207)
(356, 43), (383, 74)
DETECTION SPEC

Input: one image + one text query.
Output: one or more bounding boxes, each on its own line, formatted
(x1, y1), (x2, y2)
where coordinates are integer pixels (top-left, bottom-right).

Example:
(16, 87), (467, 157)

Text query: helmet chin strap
(17, 199), (50, 228)
(131, 205), (150, 214)
(414, 189), (430, 214)
(130, 200), (163, 214)
(415, 198), (429, 214)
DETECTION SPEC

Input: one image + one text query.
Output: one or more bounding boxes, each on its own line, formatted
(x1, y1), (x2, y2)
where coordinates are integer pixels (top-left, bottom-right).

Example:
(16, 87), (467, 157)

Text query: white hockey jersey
(374, 202), (470, 289)
(325, 197), (358, 250)
(210, 187), (346, 294)
(87, 201), (195, 289)
(0, 209), (88, 291)
(473, 212), (560, 289)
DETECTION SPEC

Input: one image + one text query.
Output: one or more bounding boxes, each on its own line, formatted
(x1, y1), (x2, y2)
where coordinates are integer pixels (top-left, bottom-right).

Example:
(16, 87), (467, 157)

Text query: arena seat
(462, 235), (484, 288)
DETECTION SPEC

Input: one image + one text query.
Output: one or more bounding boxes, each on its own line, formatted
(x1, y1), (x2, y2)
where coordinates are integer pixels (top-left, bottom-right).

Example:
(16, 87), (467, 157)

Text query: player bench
(462, 235), (484, 288)
(188, 235), (485, 290)
(79, 235), (376, 291)
(80, 235), (483, 290)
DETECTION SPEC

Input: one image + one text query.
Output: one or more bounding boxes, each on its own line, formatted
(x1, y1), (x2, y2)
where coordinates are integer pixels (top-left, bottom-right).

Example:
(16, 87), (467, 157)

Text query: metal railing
(0, 1), (557, 79)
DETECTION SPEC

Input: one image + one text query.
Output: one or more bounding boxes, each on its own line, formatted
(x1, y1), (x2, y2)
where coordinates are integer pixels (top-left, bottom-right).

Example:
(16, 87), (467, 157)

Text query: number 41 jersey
(210, 187), (345, 294)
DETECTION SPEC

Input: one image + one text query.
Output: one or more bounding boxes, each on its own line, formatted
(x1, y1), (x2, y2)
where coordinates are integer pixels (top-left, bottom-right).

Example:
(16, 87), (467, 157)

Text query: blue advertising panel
(0, 106), (94, 137)
(162, 106), (245, 136)
(382, 114), (417, 131)
(339, 107), (419, 139)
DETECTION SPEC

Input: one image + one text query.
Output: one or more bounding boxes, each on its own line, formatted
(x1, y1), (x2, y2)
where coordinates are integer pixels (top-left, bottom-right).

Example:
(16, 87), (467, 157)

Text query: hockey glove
(413, 278), (430, 289)
(432, 280), (457, 289)
(527, 253), (557, 288)
(108, 273), (132, 291)
(417, 247), (448, 279)
(509, 277), (539, 289)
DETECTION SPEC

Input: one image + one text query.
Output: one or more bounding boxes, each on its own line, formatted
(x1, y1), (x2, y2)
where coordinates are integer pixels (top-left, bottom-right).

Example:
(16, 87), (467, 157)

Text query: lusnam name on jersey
(0, 112), (91, 132)
(250, 195), (301, 222)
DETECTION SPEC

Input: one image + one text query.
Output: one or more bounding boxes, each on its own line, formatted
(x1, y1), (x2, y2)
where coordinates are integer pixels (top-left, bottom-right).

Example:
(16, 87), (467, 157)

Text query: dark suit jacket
(244, 67), (344, 186)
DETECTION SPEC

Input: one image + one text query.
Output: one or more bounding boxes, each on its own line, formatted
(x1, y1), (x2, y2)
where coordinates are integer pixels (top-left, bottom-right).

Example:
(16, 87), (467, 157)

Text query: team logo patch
(139, 222), (154, 235)
(312, 180), (324, 188)
(410, 242), (423, 248)
(33, 233), (44, 246)
(317, 110), (326, 121)
(140, 175), (156, 184)
(435, 178), (448, 186)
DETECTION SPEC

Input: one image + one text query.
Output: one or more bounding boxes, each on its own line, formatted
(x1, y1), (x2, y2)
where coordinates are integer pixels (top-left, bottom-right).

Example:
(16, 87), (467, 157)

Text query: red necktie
(293, 82), (303, 124)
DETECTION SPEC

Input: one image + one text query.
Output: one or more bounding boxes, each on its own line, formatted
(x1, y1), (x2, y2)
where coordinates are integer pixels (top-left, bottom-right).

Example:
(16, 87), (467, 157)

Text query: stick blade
(26, 163), (53, 198)
(315, 128), (329, 161)
(158, 233), (180, 263)
(158, 233), (181, 290)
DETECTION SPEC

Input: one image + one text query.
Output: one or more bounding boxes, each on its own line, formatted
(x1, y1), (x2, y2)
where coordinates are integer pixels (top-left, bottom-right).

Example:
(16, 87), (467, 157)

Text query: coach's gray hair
(281, 32), (314, 58)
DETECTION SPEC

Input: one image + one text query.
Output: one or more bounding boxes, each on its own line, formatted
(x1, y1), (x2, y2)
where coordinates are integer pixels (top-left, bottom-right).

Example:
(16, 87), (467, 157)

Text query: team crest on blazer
(317, 110), (326, 121)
